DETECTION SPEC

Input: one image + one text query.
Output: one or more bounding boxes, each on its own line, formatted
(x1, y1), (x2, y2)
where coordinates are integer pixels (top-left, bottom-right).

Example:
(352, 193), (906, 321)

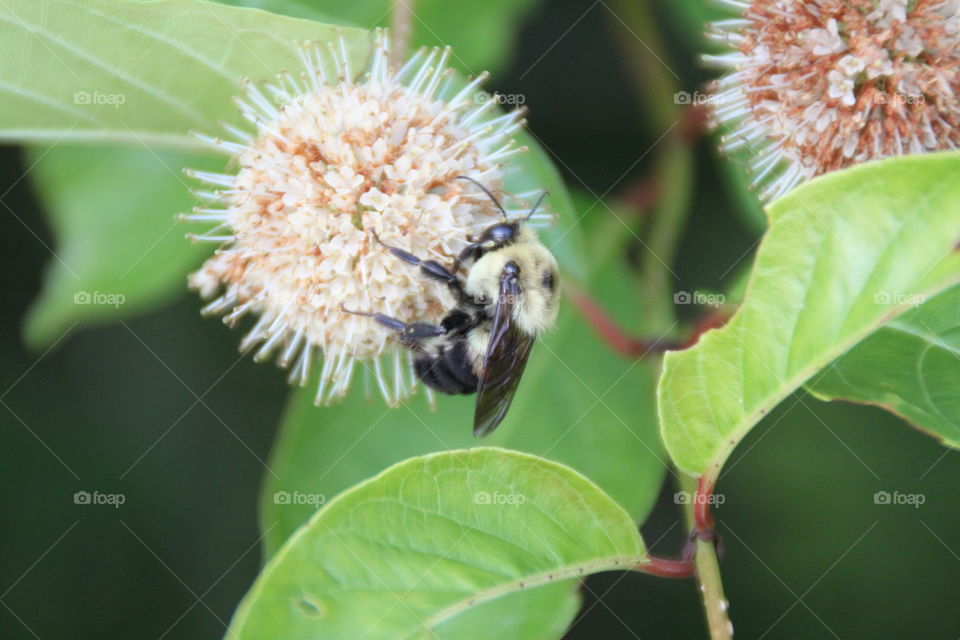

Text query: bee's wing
(473, 269), (535, 437)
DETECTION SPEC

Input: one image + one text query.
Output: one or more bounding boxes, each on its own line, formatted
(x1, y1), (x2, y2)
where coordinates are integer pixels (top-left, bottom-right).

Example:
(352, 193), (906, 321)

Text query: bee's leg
(450, 242), (483, 274)
(372, 232), (467, 300)
(341, 305), (445, 349)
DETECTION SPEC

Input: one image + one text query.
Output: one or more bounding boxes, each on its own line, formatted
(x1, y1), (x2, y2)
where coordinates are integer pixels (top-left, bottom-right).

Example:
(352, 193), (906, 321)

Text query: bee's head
(465, 243), (560, 336)
(477, 221), (520, 247)
(456, 175), (548, 258)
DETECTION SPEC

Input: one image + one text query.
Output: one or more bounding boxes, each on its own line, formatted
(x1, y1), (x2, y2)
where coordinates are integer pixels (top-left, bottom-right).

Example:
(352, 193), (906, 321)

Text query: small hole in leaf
(296, 595), (326, 617)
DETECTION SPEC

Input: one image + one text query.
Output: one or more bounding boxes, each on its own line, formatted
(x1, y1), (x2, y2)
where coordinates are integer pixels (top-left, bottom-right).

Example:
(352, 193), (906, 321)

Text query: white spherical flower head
(705, 0), (960, 201)
(185, 32), (548, 406)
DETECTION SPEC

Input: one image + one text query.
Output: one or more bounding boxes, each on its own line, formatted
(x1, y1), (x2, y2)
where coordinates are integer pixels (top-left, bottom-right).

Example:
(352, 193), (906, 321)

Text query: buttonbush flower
(184, 31), (548, 406)
(706, 0), (960, 201)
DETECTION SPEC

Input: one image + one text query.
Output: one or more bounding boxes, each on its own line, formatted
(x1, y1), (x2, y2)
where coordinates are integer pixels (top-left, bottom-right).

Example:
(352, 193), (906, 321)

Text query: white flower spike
(706, 0), (960, 202)
(184, 31), (548, 407)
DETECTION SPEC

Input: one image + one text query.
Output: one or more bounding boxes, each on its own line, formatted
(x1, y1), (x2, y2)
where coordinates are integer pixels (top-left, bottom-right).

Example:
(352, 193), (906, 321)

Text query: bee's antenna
(524, 189), (549, 221)
(456, 175), (509, 220)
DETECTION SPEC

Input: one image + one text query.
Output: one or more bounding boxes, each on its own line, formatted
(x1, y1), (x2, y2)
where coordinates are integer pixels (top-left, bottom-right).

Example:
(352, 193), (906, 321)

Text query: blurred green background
(2, 0), (959, 638)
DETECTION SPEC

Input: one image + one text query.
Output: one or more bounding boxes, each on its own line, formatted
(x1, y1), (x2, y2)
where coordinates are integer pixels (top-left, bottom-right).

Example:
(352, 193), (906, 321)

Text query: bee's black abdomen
(441, 310), (473, 332)
(414, 340), (478, 395)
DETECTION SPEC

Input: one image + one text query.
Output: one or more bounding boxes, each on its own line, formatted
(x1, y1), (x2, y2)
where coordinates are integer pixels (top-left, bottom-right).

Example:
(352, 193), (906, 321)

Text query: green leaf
(0, 0), (371, 147)
(214, 0), (540, 74)
(22, 145), (220, 348)
(807, 284), (960, 448)
(232, 448), (646, 640)
(261, 305), (664, 554)
(210, 0), (339, 23)
(658, 152), (960, 477)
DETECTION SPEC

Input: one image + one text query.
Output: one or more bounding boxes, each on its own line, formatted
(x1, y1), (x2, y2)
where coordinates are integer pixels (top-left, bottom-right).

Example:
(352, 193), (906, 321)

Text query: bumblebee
(345, 177), (560, 436)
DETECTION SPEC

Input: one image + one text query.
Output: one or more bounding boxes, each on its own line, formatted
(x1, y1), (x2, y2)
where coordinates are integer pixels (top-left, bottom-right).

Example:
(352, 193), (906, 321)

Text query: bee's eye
(540, 270), (555, 292)
(482, 223), (516, 245)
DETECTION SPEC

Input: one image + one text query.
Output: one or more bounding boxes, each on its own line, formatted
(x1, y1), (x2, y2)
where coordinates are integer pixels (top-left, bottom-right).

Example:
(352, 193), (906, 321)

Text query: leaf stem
(680, 474), (733, 640)
(391, 1), (414, 66)
(568, 287), (732, 357)
(694, 475), (716, 532)
(568, 288), (682, 356)
(607, 0), (695, 334)
(636, 555), (694, 579)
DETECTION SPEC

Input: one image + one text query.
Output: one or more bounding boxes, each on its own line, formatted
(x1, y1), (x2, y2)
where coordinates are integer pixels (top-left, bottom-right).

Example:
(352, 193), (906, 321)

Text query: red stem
(571, 290), (732, 358)
(639, 555), (695, 579)
(694, 476), (716, 532)
(570, 291), (681, 357)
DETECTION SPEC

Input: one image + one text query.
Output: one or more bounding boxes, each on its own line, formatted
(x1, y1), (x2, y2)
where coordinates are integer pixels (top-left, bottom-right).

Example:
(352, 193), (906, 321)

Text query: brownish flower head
(707, 0), (960, 201)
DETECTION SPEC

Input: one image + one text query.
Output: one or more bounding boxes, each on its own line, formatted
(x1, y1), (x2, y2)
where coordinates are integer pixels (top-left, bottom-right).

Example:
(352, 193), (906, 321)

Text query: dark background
(2, 1), (959, 638)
